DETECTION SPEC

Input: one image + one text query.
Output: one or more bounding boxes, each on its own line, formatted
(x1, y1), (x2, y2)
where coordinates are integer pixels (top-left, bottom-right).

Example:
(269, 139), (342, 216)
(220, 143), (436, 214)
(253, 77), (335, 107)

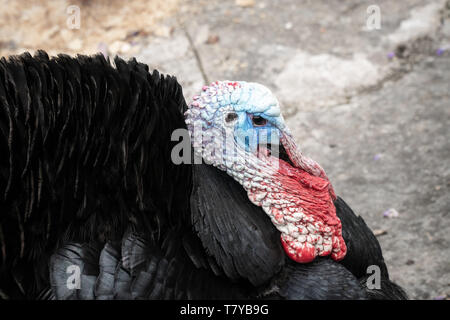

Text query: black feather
(190, 163), (285, 286)
(335, 196), (407, 299)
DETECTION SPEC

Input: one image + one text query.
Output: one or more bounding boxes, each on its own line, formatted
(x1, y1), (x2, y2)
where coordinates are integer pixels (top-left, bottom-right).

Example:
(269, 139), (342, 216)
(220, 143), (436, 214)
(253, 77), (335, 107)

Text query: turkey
(0, 51), (406, 300)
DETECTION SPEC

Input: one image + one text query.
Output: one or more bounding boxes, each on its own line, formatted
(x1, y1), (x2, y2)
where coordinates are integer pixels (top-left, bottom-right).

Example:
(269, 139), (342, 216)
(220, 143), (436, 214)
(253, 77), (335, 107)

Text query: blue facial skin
(198, 81), (285, 154)
(221, 82), (285, 153)
(233, 112), (282, 153)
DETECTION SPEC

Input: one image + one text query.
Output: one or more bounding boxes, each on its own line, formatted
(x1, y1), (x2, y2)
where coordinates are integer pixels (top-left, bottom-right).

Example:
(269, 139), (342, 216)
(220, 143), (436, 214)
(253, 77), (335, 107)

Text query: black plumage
(334, 197), (406, 299)
(190, 163), (285, 287)
(0, 51), (406, 300)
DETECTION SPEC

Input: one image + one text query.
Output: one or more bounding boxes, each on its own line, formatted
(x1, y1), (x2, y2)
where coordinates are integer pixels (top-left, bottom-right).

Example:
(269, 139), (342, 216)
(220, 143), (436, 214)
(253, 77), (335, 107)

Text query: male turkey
(0, 51), (406, 300)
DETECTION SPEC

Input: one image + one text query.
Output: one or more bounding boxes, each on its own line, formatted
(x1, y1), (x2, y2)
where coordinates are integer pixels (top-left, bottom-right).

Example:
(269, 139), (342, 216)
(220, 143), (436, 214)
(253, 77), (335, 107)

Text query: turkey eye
(225, 112), (238, 123)
(252, 116), (267, 126)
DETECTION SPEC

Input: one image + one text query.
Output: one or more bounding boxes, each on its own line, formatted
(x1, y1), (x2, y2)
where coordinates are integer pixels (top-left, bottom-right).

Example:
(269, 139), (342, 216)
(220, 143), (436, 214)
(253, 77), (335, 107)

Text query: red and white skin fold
(185, 81), (347, 264)
(254, 132), (346, 263)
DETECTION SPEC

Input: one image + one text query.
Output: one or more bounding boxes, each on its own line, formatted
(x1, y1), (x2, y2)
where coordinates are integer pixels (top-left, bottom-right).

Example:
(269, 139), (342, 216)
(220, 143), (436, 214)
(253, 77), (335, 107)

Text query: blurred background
(1, 0), (449, 299)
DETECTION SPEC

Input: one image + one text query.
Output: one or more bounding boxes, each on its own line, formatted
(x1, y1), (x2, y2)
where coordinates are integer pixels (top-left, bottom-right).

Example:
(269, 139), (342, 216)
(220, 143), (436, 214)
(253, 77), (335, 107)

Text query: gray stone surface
(133, 0), (450, 299)
(291, 58), (450, 300)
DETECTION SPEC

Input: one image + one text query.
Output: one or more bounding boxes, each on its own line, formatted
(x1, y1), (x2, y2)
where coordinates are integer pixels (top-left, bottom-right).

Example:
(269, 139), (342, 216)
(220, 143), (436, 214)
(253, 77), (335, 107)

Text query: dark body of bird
(0, 51), (406, 300)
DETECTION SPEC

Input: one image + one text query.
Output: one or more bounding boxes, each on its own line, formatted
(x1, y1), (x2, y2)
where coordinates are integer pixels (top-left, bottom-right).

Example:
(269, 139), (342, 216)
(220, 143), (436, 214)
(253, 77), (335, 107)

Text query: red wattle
(281, 236), (317, 263)
(253, 157), (347, 263)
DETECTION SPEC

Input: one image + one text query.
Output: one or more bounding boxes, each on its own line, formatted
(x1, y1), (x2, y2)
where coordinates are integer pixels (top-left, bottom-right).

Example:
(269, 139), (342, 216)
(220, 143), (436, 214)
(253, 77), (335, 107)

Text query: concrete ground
(134, 0), (450, 299)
